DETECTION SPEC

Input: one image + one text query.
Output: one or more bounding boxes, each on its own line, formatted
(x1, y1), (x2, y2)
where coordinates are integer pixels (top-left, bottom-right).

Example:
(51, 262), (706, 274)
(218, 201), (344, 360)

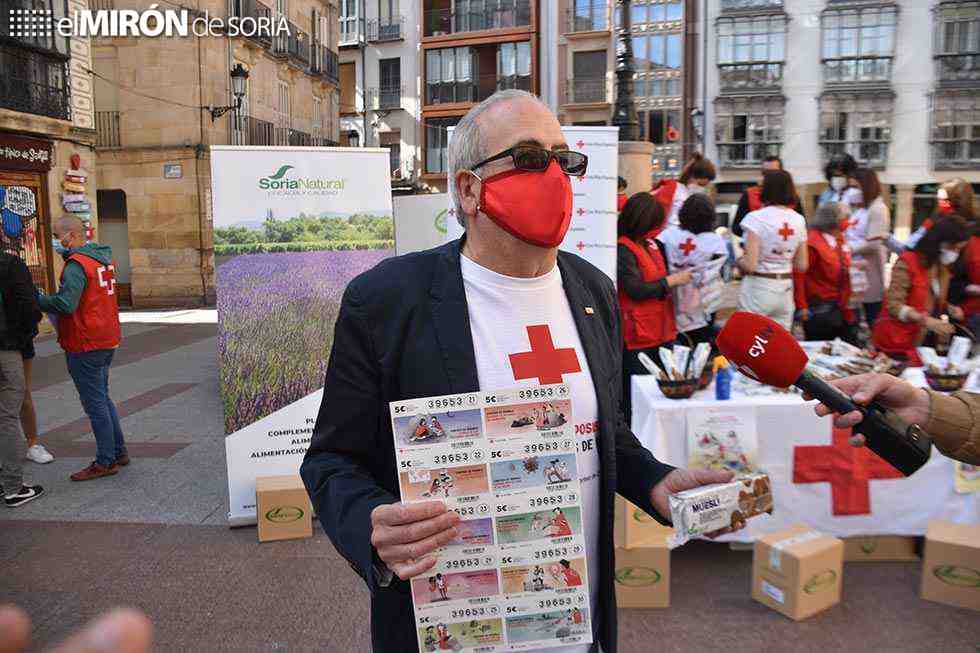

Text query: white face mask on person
(940, 248), (960, 266)
(830, 176), (847, 192)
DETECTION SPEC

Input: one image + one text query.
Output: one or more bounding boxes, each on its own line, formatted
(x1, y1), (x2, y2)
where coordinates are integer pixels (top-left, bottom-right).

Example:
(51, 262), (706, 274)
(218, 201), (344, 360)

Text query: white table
(630, 375), (979, 541)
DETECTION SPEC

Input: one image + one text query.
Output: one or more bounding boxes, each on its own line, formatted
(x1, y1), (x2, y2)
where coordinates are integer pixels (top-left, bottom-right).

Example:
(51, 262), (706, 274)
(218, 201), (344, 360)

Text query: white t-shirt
(461, 255), (600, 653)
(844, 207), (869, 251)
(657, 225), (728, 271)
(740, 206), (807, 274)
(667, 183), (690, 226)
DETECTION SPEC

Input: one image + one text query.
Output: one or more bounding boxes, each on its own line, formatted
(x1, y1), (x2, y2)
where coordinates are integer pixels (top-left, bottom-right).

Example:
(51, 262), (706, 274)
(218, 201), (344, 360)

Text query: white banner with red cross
(631, 379), (980, 539)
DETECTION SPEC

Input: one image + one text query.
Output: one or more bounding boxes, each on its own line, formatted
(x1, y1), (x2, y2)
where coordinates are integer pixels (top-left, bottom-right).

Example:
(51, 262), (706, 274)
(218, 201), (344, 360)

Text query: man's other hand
(371, 501), (461, 580)
(651, 468), (740, 536)
(813, 373), (931, 447)
(0, 605), (152, 653)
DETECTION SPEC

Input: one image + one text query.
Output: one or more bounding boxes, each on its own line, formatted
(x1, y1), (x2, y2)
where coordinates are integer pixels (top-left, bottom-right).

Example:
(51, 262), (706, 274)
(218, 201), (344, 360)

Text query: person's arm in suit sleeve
(301, 279), (398, 593)
(603, 282), (676, 524)
(924, 391), (980, 464)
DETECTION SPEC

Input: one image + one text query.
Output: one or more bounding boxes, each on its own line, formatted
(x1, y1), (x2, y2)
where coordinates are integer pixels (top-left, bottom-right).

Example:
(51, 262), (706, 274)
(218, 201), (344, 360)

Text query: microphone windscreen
(716, 312), (809, 388)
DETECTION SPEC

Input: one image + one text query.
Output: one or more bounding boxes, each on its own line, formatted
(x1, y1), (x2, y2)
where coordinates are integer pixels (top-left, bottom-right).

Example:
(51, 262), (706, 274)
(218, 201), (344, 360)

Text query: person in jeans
(38, 216), (127, 482)
(1, 251), (45, 507)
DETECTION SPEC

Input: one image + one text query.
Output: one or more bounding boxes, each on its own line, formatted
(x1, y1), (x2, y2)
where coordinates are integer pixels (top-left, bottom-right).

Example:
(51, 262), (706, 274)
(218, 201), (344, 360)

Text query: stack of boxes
(614, 496), (672, 608)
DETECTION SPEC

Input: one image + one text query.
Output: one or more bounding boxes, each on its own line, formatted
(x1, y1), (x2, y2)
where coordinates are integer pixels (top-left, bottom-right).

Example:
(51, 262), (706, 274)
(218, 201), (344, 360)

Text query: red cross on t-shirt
(679, 238), (697, 256)
(576, 241), (586, 251)
(97, 264), (117, 296)
(778, 222), (795, 241)
(509, 325), (582, 385)
(792, 427), (903, 515)
(576, 140), (585, 149)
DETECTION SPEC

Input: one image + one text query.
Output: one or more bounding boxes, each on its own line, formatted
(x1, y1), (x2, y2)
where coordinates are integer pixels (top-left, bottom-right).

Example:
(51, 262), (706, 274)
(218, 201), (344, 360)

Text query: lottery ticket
(390, 384), (593, 653)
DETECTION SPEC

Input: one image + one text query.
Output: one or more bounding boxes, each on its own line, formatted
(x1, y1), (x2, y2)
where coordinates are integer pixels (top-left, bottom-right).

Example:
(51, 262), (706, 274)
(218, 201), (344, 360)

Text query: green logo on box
(435, 208), (448, 235)
(615, 567), (661, 587)
(803, 570), (837, 594)
(858, 538), (877, 555)
(632, 508), (653, 523)
(933, 565), (980, 588)
(266, 505), (304, 523)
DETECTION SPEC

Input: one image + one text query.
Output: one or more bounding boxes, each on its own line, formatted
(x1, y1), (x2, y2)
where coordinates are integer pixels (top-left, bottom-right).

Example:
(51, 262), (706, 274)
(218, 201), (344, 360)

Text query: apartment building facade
(338, 0), (422, 191)
(542, 0), (696, 183)
(93, 0), (340, 307)
(701, 0), (980, 234)
(0, 0), (98, 295)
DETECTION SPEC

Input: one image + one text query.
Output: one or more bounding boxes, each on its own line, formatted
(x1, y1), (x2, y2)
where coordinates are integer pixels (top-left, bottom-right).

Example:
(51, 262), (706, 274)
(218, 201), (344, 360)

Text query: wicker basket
(658, 377), (699, 400)
(697, 365), (714, 390)
(923, 371), (969, 392)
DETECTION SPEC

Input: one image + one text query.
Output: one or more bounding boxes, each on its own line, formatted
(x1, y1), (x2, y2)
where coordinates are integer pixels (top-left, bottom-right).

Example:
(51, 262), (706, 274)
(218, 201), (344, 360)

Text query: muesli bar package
(667, 474), (773, 548)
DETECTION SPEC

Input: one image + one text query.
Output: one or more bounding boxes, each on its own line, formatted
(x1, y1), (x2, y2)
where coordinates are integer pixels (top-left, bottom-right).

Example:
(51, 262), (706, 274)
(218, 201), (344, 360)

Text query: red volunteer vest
(57, 253), (121, 353)
(962, 236), (980, 317)
(651, 179), (678, 220)
(793, 229), (851, 311)
(617, 236), (677, 349)
(872, 251), (931, 358)
(617, 192), (628, 212)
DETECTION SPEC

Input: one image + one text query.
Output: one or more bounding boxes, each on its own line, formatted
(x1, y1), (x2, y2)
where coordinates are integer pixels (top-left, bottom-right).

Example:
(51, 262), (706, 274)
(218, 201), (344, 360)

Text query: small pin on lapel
(584, 306), (594, 315)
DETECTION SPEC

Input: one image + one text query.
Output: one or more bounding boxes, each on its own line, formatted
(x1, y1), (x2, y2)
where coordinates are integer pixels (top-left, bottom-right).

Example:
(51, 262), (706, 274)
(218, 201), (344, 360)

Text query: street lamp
(347, 130), (360, 147)
(611, 0), (640, 142)
(209, 64), (249, 122)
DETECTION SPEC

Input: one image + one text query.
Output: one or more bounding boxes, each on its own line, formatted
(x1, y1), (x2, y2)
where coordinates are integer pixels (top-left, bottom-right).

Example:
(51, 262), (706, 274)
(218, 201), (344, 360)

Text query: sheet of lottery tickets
(389, 384), (593, 653)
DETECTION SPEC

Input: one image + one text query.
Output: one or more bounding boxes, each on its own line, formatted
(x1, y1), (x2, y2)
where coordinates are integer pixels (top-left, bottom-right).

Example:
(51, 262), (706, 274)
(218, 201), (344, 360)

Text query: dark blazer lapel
(429, 239), (480, 394)
(557, 254), (613, 419)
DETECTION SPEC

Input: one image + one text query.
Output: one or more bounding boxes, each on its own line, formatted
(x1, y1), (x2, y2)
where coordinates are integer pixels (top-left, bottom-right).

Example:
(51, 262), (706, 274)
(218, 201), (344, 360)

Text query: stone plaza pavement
(1, 312), (977, 651)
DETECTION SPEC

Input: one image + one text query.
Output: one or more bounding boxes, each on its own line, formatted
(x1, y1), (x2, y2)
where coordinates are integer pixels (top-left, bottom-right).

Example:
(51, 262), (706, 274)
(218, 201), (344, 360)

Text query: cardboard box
(256, 475), (313, 543)
(614, 536), (671, 608)
(617, 494), (674, 549)
(844, 536), (919, 562)
(752, 524), (843, 621)
(920, 520), (980, 612)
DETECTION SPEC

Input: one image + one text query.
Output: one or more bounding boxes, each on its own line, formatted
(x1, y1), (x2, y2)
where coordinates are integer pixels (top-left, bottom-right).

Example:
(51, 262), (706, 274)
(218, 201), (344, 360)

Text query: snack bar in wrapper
(667, 474), (773, 548)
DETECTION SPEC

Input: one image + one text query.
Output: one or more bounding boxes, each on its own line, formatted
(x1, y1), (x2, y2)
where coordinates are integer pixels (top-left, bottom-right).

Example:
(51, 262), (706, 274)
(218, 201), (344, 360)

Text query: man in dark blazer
(302, 90), (732, 652)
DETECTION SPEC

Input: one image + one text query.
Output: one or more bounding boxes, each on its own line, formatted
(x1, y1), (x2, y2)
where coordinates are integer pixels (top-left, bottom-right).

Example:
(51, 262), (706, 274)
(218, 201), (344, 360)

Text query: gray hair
(810, 202), (843, 233)
(56, 214), (85, 234)
(447, 89), (551, 229)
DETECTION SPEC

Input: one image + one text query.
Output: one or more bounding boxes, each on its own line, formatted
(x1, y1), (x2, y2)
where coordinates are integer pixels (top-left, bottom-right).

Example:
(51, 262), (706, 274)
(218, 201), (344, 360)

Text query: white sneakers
(26, 444), (55, 464)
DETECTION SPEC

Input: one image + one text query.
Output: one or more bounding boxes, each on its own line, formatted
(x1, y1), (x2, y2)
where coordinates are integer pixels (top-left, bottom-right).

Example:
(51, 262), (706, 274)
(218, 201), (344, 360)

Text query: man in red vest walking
(38, 216), (127, 482)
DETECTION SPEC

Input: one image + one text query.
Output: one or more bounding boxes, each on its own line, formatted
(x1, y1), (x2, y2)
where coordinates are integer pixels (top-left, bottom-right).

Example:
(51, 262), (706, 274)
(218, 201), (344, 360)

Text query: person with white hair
(37, 215), (127, 482)
(301, 89), (735, 653)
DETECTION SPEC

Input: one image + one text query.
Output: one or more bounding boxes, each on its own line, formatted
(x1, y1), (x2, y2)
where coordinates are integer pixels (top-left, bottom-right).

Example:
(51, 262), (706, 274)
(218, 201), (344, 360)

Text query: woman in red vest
(651, 153), (716, 226)
(944, 180), (980, 335)
(617, 193), (692, 419)
(872, 217), (969, 362)
(793, 203), (857, 343)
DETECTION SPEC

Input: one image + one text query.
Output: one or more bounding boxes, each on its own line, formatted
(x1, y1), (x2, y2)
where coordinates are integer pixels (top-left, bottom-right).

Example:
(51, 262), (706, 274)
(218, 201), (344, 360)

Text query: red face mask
(477, 160), (573, 248)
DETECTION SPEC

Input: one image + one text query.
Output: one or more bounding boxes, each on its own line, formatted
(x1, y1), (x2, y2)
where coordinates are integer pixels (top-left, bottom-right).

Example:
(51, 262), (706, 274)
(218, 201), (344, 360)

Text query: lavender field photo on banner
(217, 249), (392, 434)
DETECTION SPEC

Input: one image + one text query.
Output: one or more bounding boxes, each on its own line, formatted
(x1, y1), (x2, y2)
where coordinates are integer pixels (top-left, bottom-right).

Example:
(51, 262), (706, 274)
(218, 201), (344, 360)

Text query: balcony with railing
(368, 17), (405, 42)
(819, 139), (890, 169)
(822, 57), (893, 86)
(717, 142), (782, 167)
(719, 62), (783, 93)
(721, 0), (783, 10)
(563, 77), (608, 105)
(0, 1), (70, 56)
(936, 53), (980, 85)
(95, 111), (121, 148)
(423, 0), (531, 38)
(229, 0), (273, 47)
(283, 23), (310, 67)
(566, 5), (608, 33)
(231, 115), (335, 146)
(425, 72), (531, 106)
(370, 86), (404, 110)
(0, 46), (70, 121)
(321, 48), (339, 85)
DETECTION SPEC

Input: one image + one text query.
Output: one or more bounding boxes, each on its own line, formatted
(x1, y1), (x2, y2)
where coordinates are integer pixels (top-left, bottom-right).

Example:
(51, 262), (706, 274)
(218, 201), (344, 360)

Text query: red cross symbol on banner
(679, 238), (697, 256)
(509, 325), (582, 385)
(576, 241), (586, 251)
(576, 140), (585, 149)
(792, 427), (902, 515)
(97, 264), (116, 296)
(576, 207), (586, 217)
(778, 222), (795, 241)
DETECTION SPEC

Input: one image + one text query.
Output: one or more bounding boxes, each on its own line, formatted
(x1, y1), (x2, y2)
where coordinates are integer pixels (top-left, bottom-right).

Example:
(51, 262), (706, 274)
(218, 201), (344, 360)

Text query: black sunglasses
(470, 145), (589, 177)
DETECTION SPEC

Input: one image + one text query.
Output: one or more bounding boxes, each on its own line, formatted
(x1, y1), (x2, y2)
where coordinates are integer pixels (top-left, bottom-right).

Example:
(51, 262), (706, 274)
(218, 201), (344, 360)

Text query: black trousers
(803, 303), (857, 344)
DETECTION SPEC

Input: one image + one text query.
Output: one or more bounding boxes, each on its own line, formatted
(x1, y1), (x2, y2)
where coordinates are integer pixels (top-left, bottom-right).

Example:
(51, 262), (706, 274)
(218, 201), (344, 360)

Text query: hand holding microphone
(716, 312), (932, 476)
(812, 373), (931, 448)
